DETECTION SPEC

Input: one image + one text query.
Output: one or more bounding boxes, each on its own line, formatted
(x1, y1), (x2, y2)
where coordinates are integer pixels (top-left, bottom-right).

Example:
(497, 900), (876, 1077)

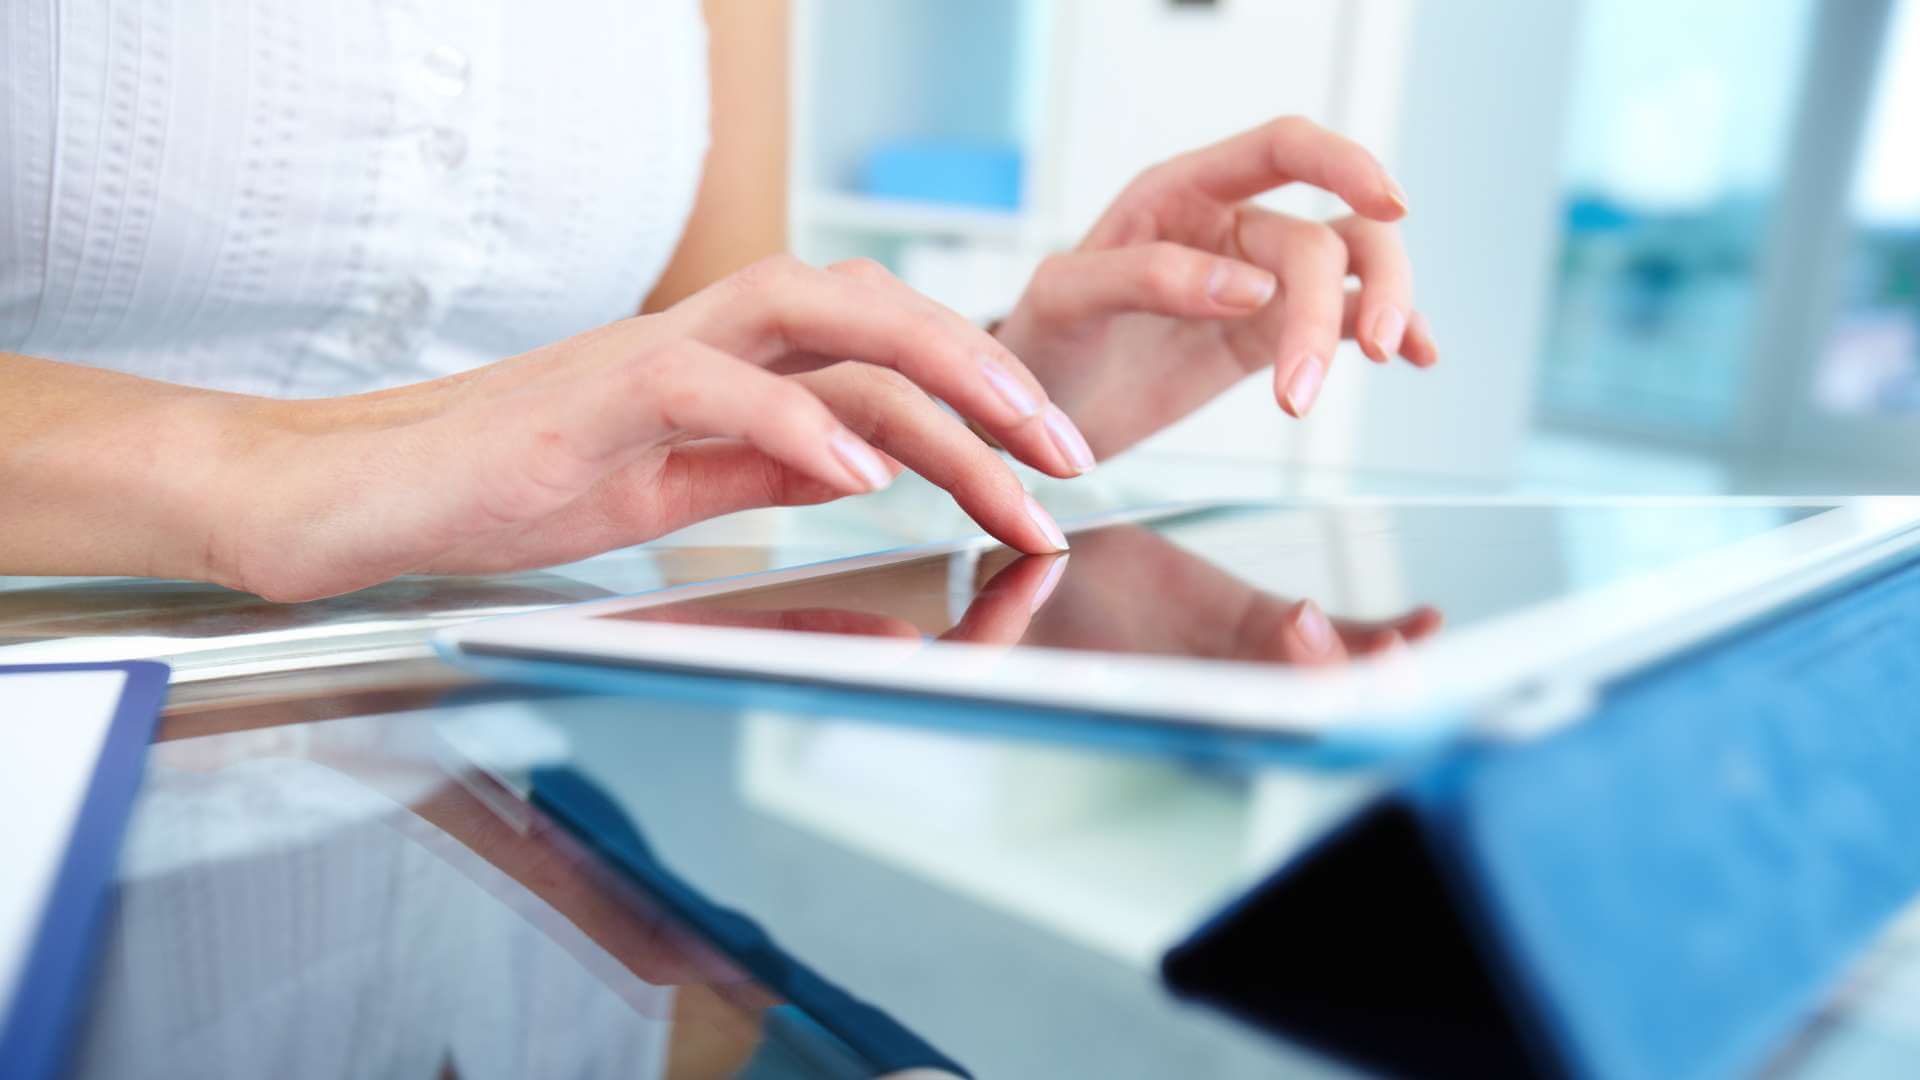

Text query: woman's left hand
(995, 117), (1440, 462)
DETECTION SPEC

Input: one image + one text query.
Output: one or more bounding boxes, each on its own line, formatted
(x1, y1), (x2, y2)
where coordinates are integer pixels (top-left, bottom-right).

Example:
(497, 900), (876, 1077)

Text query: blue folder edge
(0, 661), (169, 1080)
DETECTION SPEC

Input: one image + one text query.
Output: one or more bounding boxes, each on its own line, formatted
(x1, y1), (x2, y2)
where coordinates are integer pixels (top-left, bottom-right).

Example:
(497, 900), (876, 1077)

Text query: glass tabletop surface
(9, 455), (1920, 1079)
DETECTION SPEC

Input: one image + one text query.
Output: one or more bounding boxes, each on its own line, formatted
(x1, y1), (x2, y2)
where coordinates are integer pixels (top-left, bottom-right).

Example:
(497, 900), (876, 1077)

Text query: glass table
(6, 456), (1918, 1078)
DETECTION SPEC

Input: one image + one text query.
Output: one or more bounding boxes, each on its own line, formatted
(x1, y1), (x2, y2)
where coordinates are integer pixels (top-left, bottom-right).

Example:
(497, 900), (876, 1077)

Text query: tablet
(438, 498), (1920, 746)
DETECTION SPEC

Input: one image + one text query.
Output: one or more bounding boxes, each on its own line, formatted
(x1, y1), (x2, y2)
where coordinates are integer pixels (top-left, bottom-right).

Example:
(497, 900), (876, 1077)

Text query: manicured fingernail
(1372, 307), (1407, 360)
(1043, 404), (1096, 474)
(1410, 311), (1439, 365)
(1385, 175), (1410, 213)
(830, 430), (892, 492)
(980, 355), (1040, 418)
(1029, 554), (1068, 613)
(1208, 261), (1277, 309)
(1284, 355), (1325, 417)
(1023, 494), (1069, 552)
(1294, 600), (1336, 654)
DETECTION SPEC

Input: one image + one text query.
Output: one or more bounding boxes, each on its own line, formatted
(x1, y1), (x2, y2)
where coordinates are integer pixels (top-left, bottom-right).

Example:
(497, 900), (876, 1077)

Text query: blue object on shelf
(857, 139), (1024, 210)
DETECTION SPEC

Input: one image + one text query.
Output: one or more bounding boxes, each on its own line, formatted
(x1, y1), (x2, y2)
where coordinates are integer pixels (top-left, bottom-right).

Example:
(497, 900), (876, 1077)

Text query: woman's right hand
(209, 256), (1090, 602)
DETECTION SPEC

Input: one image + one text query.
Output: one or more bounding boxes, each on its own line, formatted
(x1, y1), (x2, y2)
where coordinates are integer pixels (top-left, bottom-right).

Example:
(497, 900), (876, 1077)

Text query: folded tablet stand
(1165, 554), (1920, 1078)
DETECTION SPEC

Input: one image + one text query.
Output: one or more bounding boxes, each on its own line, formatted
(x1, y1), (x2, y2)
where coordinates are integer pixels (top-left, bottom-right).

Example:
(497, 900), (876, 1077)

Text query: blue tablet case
(0, 661), (169, 1080)
(1163, 554), (1920, 1078)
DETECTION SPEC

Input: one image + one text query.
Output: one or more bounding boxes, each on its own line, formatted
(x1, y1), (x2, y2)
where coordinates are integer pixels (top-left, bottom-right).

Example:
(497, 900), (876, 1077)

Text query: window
(1812, 0), (1920, 415)
(1533, 0), (1817, 436)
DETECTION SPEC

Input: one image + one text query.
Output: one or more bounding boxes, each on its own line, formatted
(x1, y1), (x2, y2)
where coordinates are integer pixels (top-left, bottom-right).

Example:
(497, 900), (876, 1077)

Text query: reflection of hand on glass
(999, 525), (1441, 668)
(633, 522), (1436, 669)
(136, 718), (776, 1076)
(643, 551), (1068, 647)
(365, 764), (783, 1073)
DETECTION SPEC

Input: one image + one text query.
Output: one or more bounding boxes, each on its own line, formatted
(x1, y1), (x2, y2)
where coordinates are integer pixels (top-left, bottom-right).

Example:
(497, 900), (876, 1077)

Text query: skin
(630, 525), (1442, 667)
(0, 0), (1435, 601)
(996, 118), (1441, 456)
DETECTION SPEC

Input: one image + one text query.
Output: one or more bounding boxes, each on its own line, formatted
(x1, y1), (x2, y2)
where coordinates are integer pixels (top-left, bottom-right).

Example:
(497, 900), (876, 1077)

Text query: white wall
(1347, 0), (1583, 482)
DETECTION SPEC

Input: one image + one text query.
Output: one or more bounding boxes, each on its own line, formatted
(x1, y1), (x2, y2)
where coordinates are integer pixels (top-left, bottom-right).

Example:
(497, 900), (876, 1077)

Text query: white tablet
(437, 498), (1920, 747)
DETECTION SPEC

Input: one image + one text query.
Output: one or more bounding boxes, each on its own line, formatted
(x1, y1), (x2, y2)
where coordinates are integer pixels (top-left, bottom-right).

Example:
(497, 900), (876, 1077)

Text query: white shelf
(798, 190), (1037, 244)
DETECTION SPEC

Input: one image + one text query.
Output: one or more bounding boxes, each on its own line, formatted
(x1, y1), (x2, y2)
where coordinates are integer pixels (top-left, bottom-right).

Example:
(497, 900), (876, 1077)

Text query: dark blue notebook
(0, 661), (168, 1080)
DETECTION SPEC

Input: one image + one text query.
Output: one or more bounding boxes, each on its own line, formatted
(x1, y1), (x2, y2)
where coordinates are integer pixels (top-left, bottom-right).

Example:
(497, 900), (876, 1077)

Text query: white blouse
(0, 0), (710, 397)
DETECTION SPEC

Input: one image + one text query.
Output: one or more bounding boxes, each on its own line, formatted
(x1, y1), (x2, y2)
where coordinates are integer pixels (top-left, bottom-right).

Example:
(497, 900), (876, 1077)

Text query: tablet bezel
(438, 497), (1920, 738)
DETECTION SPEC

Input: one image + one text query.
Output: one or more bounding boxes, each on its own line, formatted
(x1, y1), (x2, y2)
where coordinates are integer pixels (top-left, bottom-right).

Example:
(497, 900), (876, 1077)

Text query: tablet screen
(600, 503), (1824, 668)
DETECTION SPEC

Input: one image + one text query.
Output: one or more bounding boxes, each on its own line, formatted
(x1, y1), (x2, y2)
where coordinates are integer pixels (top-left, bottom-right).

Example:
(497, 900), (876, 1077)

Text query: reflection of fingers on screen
(976, 553), (1069, 615)
(771, 608), (920, 639)
(636, 603), (919, 638)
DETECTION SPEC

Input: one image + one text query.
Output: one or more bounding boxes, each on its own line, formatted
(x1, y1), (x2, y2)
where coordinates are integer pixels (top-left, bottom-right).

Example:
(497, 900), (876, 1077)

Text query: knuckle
(1034, 252), (1072, 284)
(1141, 243), (1196, 297)
(858, 363), (919, 399)
(1028, 253), (1078, 315)
(633, 340), (694, 384)
(913, 306), (951, 338)
(1111, 204), (1162, 247)
(637, 345), (712, 419)
(771, 379), (828, 424)
(828, 256), (891, 282)
(1130, 161), (1181, 202)
(1268, 114), (1315, 141)
(1136, 159), (1176, 186)
(1293, 222), (1349, 269)
(754, 452), (797, 508)
(855, 368), (924, 442)
(656, 380), (710, 427)
(731, 252), (805, 292)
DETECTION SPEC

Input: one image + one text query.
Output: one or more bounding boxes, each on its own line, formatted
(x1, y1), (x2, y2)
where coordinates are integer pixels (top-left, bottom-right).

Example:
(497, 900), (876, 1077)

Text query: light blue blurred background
(789, 0), (1920, 494)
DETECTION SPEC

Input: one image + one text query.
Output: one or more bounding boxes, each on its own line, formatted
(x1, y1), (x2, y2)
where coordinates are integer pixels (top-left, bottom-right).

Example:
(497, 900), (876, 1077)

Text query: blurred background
(786, 0), (1920, 494)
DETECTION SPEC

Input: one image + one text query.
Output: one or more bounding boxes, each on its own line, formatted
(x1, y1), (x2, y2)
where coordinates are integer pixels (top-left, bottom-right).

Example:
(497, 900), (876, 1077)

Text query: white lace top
(0, 0), (710, 397)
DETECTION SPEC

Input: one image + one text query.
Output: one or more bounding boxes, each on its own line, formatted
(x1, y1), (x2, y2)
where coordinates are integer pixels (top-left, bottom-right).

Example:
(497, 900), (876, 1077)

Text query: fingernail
(830, 430), (892, 492)
(1029, 555), (1069, 613)
(1410, 311), (1439, 365)
(1043, 404), (1096, 474)
(1372, 307), (1408, 360)
(1293, 600), (1336, 654)
(1208, 261), (1277, 309)
(980, 355), (1040, 419)
(1385, 175), (1410, 214)
(1023, 494), (1069, 552)
(1284, 355), (1325, 417)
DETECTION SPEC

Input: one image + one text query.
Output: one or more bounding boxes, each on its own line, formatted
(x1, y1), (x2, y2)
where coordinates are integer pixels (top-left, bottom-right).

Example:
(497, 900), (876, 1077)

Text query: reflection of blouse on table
(75, 713), (678, 1079)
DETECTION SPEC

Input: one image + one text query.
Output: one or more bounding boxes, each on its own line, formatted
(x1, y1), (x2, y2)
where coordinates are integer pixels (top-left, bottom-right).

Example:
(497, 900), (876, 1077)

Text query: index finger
(1160, 116), (1407, 222)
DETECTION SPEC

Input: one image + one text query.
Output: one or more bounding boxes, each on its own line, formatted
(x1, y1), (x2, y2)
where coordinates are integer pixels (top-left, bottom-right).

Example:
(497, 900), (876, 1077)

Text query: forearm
(0, 352), (260, 583)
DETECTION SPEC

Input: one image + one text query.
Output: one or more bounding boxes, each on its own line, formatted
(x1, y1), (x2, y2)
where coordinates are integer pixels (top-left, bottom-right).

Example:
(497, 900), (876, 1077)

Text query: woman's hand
(995, 117), (1441, 460)
(208, 256), (1091, 601)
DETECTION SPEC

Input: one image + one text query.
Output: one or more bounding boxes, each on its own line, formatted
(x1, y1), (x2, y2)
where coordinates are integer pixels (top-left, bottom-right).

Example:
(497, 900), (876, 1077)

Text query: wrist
(148, 392), (294, 591)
